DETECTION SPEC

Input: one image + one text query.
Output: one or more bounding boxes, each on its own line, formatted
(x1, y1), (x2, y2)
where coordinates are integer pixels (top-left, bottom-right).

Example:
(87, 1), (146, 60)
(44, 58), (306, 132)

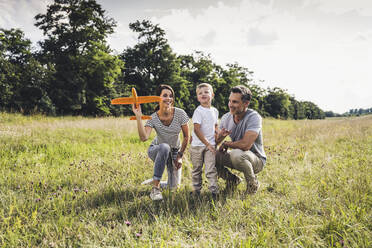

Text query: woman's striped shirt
(145, 107), (189, 149)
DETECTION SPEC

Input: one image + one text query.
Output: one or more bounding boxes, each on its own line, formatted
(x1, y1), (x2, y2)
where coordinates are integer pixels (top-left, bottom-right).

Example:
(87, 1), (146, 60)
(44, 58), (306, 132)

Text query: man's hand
(218, 128), (231, 137)
(218, 141), (230, 153)
(216, 128), (232, 145)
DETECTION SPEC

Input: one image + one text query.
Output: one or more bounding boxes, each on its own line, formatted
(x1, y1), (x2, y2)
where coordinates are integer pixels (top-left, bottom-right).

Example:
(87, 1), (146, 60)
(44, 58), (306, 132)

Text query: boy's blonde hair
(196, 83), (214, 93)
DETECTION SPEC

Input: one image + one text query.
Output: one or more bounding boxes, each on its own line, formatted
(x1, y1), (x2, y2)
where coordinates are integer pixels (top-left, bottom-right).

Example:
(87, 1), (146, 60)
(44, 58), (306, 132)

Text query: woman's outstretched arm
(132, 104), (152, 141)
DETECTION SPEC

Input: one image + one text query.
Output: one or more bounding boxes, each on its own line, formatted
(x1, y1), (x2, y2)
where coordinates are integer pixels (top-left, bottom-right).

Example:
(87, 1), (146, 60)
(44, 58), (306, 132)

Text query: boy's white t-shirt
(191, 105), (219, 146)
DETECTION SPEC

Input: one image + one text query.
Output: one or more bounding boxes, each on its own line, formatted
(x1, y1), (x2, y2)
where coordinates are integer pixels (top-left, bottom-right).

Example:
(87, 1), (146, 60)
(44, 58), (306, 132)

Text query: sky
(1, 0), (371, 113)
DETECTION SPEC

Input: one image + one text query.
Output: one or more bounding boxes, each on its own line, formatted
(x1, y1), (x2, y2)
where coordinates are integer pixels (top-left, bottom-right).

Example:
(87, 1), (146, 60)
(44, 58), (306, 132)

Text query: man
(215, 85), (266, 194)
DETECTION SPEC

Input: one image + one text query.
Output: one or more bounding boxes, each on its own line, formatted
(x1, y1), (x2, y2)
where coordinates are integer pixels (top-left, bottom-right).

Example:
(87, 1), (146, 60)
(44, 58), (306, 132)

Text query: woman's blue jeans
(148, 143), (182, 189)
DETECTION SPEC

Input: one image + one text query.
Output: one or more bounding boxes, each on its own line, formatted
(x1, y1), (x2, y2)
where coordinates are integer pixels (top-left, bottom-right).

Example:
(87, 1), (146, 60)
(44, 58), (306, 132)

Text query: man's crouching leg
(215, 150), (242, 191)
(229, 149), (263, 194)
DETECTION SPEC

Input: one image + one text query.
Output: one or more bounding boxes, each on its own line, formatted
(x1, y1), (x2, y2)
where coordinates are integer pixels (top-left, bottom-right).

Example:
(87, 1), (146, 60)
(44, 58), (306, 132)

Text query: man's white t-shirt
(191, 105), (219, 146)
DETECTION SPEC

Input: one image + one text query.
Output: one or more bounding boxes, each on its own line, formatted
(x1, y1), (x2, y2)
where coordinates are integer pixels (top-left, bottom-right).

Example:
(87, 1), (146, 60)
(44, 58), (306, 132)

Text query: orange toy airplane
(111, 88), (161, 120)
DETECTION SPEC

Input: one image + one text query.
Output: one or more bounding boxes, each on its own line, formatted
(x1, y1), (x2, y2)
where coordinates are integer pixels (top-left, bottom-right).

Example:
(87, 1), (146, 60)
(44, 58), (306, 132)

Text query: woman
(132, 84), (189, 201)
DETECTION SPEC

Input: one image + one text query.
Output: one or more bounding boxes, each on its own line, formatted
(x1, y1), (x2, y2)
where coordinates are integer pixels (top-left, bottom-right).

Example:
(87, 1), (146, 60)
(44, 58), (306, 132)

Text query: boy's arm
(214, 124), (219, 142)
(194, 123), (216, 154)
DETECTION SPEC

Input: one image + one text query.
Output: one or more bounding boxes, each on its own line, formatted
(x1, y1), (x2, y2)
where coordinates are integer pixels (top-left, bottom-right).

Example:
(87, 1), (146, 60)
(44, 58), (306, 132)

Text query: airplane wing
(111, 95), (161, 105)
(136, 96), (162, 104)
(129, 115), (152, 120)
(111, 97), (135, 105)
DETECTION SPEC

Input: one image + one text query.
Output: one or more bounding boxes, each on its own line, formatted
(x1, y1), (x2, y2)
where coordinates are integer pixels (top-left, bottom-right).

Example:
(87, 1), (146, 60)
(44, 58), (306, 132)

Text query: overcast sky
(1, 0), (371, 113)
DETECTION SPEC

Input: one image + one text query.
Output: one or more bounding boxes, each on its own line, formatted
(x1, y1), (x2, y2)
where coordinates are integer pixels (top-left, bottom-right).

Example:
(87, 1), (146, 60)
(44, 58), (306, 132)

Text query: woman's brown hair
(154, 84), (175, 111)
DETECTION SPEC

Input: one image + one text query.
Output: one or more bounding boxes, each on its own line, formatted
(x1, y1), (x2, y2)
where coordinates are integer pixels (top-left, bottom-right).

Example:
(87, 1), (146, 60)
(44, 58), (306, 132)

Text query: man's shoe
(211, 192), (218, 201)
(245, 179), (260, 195)
(150, 187), (163, 201)
(226, 176), (242, 191)
(190, 190), (201, 197)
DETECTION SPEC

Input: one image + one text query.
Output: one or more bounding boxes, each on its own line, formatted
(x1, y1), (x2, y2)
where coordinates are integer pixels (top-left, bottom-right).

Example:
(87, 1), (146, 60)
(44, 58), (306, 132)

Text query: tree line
(1, 0), (326, 119)
(325, 108), (372, 118)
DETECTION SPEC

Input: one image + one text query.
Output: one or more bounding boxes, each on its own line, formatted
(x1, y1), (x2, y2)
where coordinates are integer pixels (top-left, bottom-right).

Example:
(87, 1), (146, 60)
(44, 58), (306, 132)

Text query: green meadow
(0, 113), (371, 247)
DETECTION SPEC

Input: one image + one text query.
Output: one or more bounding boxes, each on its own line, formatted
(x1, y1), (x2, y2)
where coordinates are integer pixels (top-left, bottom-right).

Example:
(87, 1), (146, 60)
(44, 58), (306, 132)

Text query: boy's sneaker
(150, 187), (163, 201)
(245, 179), (260, 195)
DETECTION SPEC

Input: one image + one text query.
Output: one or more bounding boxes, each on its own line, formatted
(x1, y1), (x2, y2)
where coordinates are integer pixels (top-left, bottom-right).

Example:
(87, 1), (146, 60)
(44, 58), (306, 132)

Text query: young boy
(190, 83), (219, 197)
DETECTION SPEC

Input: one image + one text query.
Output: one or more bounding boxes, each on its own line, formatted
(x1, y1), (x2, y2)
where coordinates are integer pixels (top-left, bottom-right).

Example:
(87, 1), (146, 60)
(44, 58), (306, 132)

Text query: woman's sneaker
(141, 178), (168, 189)
(150, 187), (163, 201)
(141, 178), (154, 185)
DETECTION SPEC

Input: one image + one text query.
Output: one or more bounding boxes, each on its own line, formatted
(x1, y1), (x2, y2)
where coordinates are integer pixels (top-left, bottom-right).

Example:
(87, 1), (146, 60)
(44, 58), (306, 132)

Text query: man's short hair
(196, 83), (214, 93)
(231, 85), (252, 102)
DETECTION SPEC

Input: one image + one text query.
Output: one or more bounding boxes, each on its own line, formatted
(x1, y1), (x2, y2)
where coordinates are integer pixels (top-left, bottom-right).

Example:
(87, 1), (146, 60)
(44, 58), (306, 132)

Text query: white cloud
(0, 0), (52, 48)
(148, 0), (372, 113)
(200, 30), (217, 47)
(315, 0), (372, 16)
(246, 27), (278, 46)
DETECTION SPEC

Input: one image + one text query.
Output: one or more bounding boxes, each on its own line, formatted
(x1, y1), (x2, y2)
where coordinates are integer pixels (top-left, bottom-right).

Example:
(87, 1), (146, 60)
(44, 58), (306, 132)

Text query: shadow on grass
(76, 185), (237, 223)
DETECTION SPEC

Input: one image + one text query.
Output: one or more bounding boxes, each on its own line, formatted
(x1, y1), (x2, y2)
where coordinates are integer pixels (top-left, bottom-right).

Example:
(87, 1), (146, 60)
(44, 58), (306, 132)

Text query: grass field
(0, 113), (371, 247)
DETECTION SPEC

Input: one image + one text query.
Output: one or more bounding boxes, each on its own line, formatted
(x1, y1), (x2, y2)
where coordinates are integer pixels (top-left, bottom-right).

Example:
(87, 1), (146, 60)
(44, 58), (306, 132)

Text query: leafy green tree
(0, 28), (54, 114)
(248, 83), (267, 116)
(0, 28), (30, 110)
(219, 63), (268, 116)
(218, 63), (251, 113)
(178, 52), (218, 114)
(264, 87), (291, 119)
(179, 52), (215, 83)
(324, 111), (336, 117)
(209, 72), (229, 115)
(346, 107), (372, 117)
(288, 96), (306, 119)
(81, 41), (124, 115)
(120, 20), (185, 114)
(35, 0), (122, 115)
(302, 101), (325, 119)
